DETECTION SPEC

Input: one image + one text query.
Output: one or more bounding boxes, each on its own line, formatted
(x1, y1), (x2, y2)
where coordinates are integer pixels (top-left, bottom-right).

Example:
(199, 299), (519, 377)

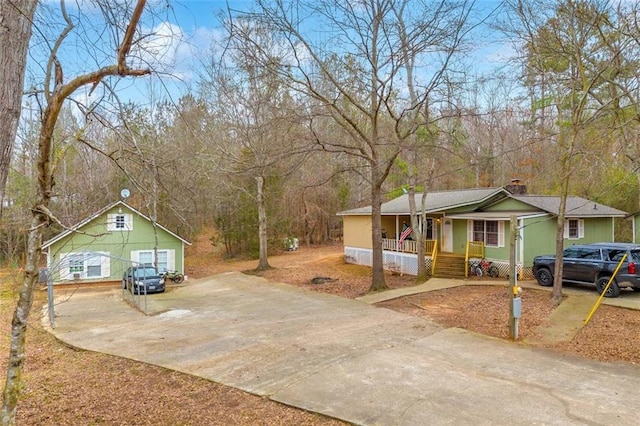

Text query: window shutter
(498, 221), (505, 247)
(125, 214), (133, 230)
(579, 219), (585, 239)
(101, 252), (111, 278)
(167, 249), (176, 271)
(59, 252), (70, 280)
(467, 220), (473, 241)
(131, 250), (140, 264)
(107, 214), (115, 231)
(563, 221), (569, 239)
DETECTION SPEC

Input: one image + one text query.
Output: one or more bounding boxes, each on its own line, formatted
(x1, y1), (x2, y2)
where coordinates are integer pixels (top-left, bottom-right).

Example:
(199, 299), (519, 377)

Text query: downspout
(181, 241), (185, 277)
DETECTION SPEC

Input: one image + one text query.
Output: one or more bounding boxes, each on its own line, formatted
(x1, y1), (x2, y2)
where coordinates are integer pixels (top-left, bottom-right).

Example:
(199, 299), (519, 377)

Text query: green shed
(42, 201), (190, 284)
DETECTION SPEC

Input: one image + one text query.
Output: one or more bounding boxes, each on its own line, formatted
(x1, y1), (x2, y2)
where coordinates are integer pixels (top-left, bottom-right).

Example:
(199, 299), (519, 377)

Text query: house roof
(626, 211), (639, 219)
(42, 200), (191, 249)
(337, 188), (628, 218)
(337, 187), (509, 216)
(511, 195), (627, 218)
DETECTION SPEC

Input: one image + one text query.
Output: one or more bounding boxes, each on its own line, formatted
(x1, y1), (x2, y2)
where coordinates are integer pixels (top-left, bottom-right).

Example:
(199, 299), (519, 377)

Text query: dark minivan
(532, 243), (640, 297)
(122, 266), (165, 294)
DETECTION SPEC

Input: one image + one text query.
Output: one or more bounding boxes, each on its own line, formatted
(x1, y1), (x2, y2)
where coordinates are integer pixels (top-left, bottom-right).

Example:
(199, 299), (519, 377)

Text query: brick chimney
(505, 178), (527, 195)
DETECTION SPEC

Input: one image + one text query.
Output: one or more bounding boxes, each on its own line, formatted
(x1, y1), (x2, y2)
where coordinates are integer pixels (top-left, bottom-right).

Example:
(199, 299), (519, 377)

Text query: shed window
(86, 255), (102, 277)
(134, 250), (171, 272)
(60, 252), (110, 280)
(107, 213), (132, 231)
(115, 215), (126, 229)
(69, 254), (84, 273)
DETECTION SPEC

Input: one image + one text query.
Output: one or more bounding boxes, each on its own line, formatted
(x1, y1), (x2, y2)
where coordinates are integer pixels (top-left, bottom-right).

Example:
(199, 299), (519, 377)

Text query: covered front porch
(346, 239), (525, 279)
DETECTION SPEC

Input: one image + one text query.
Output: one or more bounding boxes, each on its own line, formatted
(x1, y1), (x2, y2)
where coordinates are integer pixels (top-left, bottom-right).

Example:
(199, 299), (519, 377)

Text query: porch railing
(382, 238), (436, 255)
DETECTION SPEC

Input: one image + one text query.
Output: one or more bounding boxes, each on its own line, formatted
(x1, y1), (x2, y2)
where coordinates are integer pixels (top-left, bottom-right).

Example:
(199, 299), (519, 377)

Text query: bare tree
(503, 0), (639, 303)
(236, 0), (475, 291)
(1, 1), (150, 422)
(202, 17), (312, 270)
(0, 0), (38, 219)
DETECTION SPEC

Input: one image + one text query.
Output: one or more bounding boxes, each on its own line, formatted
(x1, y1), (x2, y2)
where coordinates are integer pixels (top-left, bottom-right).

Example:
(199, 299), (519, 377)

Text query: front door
(442, 218), (453, 252)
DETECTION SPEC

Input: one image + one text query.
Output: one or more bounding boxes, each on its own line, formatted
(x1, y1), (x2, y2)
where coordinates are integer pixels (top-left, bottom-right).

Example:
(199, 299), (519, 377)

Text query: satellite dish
(120, 188), (130, 199)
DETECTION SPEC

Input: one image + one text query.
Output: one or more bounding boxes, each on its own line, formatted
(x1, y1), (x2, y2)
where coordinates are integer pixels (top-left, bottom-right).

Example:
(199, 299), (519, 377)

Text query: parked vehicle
(532, 243), (640, 297)
(122, 266), (165, 294)
(161, 270), (184, 284)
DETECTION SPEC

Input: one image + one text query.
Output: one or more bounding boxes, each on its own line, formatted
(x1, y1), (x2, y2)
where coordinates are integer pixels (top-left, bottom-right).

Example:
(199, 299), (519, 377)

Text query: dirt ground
(2, 235), (640, 425)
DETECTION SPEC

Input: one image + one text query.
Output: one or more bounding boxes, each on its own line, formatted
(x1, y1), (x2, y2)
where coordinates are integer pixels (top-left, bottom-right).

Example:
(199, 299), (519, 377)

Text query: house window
(471, 220), (502, 248)
(472, 221), (485, 242)
(486, 221), (498, 246)
(425, 218), (434, 240)
(564, 219), (584, 240)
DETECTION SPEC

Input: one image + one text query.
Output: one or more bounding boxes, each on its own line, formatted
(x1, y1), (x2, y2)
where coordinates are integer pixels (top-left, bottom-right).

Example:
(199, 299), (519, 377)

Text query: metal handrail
(465, 241), (485, 277)
(431, 240), (438, 275)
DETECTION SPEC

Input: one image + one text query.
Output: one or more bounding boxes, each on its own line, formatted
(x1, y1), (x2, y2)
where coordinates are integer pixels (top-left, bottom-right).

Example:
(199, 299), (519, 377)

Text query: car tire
(535, 268), (553, 287)
(596, 277), (620, 298)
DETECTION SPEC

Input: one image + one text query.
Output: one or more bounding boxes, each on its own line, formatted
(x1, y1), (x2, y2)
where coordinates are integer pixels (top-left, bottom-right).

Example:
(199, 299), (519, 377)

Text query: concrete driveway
(46, 272), (640, 425)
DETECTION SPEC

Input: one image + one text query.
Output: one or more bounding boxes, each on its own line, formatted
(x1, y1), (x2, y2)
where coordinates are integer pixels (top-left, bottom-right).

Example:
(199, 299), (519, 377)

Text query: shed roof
(42, 200), (191, 249)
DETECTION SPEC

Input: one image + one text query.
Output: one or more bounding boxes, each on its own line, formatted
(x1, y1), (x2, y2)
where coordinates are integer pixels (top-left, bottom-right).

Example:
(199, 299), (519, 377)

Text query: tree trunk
(2, 2), (150, 422)
(552, 193), (567, 305)
(2, 77), (62, 425)
(1, 211), (44, 425)
(416, 193), (429, 282)
(369, 175), (387, 292)
(406, 186), (427, 282)
(256, 176), (271, 271)
(552, 147), (572, 305)
(0, 0), (38, 219)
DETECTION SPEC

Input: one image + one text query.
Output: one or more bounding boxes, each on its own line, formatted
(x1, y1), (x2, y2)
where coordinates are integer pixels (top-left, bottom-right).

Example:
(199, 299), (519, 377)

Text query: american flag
(398, 225), (413, 246)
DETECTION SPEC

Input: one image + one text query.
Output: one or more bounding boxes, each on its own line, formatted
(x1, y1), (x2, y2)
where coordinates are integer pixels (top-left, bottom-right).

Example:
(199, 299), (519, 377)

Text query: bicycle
(162, 270), (185, 284)
(469, 259), (499, 278)
(469, 259), (483, 276)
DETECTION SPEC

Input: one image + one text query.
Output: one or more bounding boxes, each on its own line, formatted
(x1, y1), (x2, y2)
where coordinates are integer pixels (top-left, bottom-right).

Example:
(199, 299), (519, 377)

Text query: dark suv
(122, 266), (165, 294)
(532, 243), (640, 297)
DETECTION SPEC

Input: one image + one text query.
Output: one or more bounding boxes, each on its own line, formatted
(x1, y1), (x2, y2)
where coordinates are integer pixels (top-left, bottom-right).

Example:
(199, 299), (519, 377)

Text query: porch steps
(433, 253), (466, 278)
